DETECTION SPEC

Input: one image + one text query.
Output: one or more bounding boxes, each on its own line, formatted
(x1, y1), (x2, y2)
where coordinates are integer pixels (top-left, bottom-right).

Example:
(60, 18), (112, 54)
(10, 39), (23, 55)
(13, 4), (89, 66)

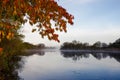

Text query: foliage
(61, 39), (120, 50)
(0, 0), (74, 44)
(0, 33), (25, 56)
(22, 42), (36, 49)
(22, 42), (46, 49)
(60, 40), (90, 50)
(109, 38), (120, 48)
(0, 34), (26, 80)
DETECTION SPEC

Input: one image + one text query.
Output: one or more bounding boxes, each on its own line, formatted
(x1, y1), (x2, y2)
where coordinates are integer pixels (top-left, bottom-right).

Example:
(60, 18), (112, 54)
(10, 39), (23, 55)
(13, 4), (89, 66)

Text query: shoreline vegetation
(0, 38), (120, 80)
(24, 38), (120, 54)
(1, 37), (120, 57)
(60, 38), (120, 51)
(60, 49), (120, 54)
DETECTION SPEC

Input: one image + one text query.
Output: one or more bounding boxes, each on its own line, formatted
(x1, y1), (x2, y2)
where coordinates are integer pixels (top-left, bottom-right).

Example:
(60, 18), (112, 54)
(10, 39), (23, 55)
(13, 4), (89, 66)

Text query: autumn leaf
(0, 48), (3, 53)
(0, 0), (74, 44)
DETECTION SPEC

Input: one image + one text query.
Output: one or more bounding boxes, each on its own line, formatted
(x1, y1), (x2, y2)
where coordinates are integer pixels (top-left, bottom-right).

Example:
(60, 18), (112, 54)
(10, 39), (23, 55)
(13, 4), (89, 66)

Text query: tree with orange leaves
(0, 0), (74, 44)
(0, 48), (3, 52)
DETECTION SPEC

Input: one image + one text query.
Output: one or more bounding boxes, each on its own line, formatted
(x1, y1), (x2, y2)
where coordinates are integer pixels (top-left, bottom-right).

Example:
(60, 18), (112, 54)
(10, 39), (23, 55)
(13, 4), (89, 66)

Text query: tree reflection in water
(0, 51), (45, 80)
(61, 51), (120, 62)
(0, 49), (120, 80)
(0, 55), (24, 80)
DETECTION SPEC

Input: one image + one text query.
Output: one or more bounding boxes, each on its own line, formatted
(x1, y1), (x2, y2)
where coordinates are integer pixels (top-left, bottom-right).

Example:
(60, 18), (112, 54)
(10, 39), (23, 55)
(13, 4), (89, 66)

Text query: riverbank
(61, 49), (120, 53)
(25, 48), (120, 54)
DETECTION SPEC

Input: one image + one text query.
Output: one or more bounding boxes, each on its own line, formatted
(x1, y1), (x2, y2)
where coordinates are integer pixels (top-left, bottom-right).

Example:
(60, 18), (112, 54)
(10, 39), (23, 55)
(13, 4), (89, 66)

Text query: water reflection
(0, 51), (45, 80)
(19, 50), (120, 80)
(1, 50), (120, 80)
(24, 50), (45, 56)
(61, 51), (120, 62)
(61, 52), (89, 61)
(25, 50), (120, 63)
(0, 56), (24, 80)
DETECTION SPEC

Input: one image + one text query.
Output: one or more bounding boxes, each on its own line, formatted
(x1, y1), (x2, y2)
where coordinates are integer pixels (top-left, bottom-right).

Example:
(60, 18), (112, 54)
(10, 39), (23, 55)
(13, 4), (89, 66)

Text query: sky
(22, 0), (120, 47)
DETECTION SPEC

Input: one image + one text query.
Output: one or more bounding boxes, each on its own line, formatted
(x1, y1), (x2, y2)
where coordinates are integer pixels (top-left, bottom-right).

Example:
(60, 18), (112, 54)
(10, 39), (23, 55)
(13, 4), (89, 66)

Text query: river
(16, 49), (120, 80)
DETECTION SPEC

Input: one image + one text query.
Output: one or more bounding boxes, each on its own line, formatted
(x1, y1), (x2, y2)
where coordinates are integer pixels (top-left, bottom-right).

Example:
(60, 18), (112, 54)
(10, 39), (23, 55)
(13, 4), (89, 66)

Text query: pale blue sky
(22, 0), (120, 46)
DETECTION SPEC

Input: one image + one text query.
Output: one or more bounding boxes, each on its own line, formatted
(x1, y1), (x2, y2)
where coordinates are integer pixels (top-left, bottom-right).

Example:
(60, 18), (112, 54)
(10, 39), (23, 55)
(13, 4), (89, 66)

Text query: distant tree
(60, 42), (70, 49)
(109, 38), (120, 48)
(37, 43), (45, 48)
(92, 41), (102, 48)
(72, 40), (78, 45)
(61, 41), (90, 50)
(23, 42), (35, 49)
(101, 43), (108, 48)
(61, 39), (120, 50)
(82, 42), (89, 49)
(115, 38), (120, 43)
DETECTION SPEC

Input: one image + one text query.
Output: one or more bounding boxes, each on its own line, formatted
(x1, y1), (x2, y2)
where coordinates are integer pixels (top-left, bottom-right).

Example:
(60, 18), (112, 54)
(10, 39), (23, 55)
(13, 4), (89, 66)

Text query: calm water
(18, 50), (120, 80)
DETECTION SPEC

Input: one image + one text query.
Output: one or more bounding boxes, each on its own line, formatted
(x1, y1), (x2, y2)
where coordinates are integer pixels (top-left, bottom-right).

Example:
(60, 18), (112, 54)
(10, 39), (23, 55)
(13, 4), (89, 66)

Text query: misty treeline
(60, 38), (120, 50)
(23, 42), (45, 49)
(0, 34), (45, 57)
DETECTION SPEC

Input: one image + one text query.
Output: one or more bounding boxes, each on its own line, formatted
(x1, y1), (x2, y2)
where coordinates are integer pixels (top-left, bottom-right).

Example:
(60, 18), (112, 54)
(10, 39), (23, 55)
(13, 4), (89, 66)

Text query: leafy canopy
(0, 0), (74, 43)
